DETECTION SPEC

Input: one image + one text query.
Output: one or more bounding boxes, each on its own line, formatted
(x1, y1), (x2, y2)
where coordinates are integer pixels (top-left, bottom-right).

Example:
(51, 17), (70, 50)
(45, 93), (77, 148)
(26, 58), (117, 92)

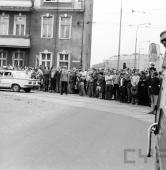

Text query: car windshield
(14, 72), (30, 79)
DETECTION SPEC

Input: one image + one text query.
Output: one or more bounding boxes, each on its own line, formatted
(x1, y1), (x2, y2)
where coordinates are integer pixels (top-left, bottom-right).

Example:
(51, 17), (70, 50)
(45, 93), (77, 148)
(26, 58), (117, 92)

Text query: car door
(1, 71), (14, 88)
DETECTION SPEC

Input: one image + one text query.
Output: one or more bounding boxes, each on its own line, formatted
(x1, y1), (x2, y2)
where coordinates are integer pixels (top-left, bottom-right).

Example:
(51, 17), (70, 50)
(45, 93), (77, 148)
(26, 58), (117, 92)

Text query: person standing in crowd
(68, 69), (76, 94)
(50, 66), (56, 92)
(78, 72), (86, 96)
(92, 70), (98, 97)
(148, 71), (160, 114)
(55, 67), (61, 93)
(125, 72), (132, 103)
(36, 66), (44, 90)
(113, 71), (120, 100)
(96, 72), (105, 99)
(87, 71), (94, 97)
(43, 66), (50, 92)
(138, 71), (149, 106)
(131, 72), (140, 104)
(60, 66), (69, 95)
(105, 70), (114, 100)
(119, 72), (127, 102)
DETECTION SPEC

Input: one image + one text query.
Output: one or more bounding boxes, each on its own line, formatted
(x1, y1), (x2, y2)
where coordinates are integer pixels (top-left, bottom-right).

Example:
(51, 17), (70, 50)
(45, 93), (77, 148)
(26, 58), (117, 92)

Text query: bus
(147, 30), (166, 170)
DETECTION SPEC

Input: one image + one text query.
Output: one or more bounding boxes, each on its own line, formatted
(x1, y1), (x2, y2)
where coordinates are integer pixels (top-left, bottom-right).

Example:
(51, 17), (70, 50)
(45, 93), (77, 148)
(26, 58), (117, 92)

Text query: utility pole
(117, 0), (122, 70)
(81, 1), (85, 68)
(134, 25), (139, 69)
(53, 0), (59, 68)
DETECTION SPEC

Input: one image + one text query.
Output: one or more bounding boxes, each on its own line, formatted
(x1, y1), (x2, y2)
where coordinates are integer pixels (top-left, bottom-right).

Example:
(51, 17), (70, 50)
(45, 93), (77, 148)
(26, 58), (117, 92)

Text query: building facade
(0, 0), (93, 69)
(93, 53), (163, 71)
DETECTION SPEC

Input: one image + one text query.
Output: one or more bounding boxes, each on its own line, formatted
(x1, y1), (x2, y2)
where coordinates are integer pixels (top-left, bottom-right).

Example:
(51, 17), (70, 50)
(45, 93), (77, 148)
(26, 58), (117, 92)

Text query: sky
(91, 0), (166, 65)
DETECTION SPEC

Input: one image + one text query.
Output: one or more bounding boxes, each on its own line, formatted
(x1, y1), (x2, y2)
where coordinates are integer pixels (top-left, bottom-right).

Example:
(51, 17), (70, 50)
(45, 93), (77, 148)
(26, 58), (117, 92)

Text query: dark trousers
(79, 83), (86, 96)
(44, 75), (49, 92)
(119, 86), (127, 102)
(87, 83), (94, 97)
(56, 81), (60, 93)
(114, 84), (119, 100)
(50, 78), (56, 91)
(127, 87), (131, 103)
(105, 84), (113, 100)
(61, 81), (68, 95)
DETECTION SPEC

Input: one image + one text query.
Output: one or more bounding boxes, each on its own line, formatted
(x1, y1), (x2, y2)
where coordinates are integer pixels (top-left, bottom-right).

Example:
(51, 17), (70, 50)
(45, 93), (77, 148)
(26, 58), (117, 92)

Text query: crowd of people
(3, 63), (162, 114)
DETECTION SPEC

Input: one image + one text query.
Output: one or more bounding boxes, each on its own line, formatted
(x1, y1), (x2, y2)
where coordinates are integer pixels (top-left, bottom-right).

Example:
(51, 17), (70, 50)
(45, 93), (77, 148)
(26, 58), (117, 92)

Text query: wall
(29, 9), (84, 68)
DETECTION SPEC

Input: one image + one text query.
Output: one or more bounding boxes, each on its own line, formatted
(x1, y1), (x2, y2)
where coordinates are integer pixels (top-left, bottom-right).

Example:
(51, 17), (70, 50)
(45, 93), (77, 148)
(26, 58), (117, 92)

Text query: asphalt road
(0, 91), (155, 170)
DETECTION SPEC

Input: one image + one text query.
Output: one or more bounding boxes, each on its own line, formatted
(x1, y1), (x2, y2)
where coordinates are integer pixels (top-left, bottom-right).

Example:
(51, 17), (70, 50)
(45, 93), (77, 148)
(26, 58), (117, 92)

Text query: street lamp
(117, 0), (122, 71)
(138, 40), (150, 70)
(129, 23), (151, 69)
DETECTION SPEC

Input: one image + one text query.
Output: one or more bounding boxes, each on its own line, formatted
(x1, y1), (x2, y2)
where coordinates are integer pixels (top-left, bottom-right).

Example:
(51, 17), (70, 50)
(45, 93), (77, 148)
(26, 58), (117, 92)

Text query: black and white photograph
(0, 0), (166, 169)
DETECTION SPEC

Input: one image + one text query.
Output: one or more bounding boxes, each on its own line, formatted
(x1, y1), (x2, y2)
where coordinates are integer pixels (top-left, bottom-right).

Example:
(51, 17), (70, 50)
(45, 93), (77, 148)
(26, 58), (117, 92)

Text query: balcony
(42, 0), (84, 10)
(0, 35), (30, 48)
(0, 0), (33, 11)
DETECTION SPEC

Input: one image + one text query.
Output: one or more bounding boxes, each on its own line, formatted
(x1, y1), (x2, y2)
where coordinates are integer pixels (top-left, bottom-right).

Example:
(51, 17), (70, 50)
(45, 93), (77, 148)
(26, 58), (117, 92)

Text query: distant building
(0, 0), (94, 69)
(93, 53), (163, 71)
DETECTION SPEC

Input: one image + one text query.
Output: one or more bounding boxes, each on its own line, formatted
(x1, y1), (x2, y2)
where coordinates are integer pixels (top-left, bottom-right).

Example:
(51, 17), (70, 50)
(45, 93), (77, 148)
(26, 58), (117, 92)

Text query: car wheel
(12, 84), (20, 92)
(24, 88), (31, 93)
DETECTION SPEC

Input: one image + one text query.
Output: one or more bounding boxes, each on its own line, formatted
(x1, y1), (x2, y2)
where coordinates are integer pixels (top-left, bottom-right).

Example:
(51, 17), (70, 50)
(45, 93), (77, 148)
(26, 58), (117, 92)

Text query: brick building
(0, 0), (93, 69)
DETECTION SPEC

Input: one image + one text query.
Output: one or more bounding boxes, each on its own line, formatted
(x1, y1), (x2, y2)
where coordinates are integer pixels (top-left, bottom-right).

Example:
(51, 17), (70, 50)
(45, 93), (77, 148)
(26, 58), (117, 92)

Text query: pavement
(0, 90), (155, 170)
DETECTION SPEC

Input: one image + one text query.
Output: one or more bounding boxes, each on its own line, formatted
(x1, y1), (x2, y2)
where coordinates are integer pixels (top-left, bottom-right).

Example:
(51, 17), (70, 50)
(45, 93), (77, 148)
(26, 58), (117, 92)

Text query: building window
(14, 15), (26, 36)
(0, 50), (7, 67)
(59, 15), (72, 39)
(12, 50), (24, 67)
(0, 15), (9, 35)
(40, 51), (52, 68)
(41, 15), (54, 38)
(57, 52), (70, 69)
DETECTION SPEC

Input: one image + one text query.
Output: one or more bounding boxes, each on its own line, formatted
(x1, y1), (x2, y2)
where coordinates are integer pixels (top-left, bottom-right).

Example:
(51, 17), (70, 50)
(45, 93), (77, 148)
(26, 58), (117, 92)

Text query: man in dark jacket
(43, 66), (50, 92)
(55, 67), (61, 93)
(148, 71), (160, 114)
(138, 71), (149, 106)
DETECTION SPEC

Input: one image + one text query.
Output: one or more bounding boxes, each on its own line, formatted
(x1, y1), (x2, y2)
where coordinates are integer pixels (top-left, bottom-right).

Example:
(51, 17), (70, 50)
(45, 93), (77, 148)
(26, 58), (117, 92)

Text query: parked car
(0, 70), (40, 92)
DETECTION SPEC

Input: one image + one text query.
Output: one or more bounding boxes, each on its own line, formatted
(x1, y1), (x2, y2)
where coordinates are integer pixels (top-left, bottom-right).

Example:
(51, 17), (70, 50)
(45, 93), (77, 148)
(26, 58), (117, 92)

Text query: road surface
(0, 91), (155, 170)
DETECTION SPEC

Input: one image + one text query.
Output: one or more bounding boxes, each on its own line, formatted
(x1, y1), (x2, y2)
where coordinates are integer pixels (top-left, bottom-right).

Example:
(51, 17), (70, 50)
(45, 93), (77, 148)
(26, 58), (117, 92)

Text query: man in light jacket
(60, 66), (69, 95)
